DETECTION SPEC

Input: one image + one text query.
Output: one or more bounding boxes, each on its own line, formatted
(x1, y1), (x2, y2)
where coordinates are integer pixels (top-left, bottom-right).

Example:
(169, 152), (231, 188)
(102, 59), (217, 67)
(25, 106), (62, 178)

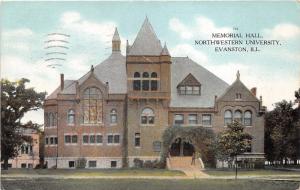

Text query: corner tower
(125, 18), (171, 166)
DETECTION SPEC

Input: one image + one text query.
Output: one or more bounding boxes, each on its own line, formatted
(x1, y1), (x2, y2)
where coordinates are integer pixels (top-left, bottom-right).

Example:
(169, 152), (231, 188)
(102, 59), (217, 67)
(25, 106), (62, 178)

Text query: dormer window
(178, 85), (201, 95)
(177, 73), (201, 96)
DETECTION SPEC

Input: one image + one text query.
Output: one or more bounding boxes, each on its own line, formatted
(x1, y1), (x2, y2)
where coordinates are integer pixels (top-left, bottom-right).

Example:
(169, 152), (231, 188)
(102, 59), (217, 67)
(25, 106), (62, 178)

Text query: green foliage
(76, 158), (87, 169)
(161, 126), (215, 167)
(215, 120), (252, 160)
(1, 78), (46, 169)
(265, 100), (298, 163)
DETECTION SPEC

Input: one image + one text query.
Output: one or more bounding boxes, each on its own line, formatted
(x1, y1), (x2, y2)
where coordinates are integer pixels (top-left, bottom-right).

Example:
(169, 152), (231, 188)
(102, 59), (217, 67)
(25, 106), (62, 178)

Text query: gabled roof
(170, 57), (229, 108)
(127, 17), (163, 56)
(79, 52), (127, 94)
(177, 73), (201, 87)
(217, 76), (259, 102)
(46, 52), (127, 100)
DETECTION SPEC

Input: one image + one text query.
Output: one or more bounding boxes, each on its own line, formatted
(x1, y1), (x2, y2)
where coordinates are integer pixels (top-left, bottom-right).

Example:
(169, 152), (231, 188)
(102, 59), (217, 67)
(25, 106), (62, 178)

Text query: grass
(1, 168), (185, 177)
(204, 169), (300, 177)
(2, 178), (299, 190)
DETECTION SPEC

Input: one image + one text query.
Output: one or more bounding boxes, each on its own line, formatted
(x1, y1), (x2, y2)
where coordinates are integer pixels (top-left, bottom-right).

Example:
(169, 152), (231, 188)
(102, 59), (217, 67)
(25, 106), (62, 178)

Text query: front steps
(167, 156), (208, 178)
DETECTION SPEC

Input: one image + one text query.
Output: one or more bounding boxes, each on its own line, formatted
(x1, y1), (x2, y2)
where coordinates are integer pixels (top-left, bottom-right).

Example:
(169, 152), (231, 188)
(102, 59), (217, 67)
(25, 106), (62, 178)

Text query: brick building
(1, 128), (40, 169)
(44, 18), (265, 168)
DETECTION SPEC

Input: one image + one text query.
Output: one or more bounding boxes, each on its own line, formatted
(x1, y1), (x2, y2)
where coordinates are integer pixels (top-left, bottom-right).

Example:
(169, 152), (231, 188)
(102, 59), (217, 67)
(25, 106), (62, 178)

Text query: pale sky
(1, 1), (300, 124)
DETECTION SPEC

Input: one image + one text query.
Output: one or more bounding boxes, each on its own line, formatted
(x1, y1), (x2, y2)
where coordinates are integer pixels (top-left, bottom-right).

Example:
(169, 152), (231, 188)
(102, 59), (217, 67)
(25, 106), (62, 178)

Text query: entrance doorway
(169, 138), (195, 156)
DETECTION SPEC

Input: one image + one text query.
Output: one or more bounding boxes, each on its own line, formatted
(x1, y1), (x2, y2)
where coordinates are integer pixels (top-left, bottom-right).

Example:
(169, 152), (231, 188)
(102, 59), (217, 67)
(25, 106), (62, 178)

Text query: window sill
(140, 124), (155, 127)
(45, 144), (58, 147)
(107, 143), (120, 146)
(109, 123), (118, 126)
(80, 123), (104, 127)
(64, 143), (78, 146)
(82, 143), (103, 146)
(67, 124), (75, 127)
(203, 125), (212, 127)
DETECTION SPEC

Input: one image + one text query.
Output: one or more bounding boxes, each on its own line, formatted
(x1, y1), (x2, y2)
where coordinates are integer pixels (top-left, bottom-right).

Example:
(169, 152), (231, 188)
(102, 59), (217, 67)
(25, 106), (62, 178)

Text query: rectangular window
(202, 114), (212, 126)
(174, 114), (184, 125)
(114, 135), (120, 144)
(179, 86), (185, 94)
(90, 135), (95, 144)
(148, 116), (154, 124)
(54, 137), (58, 144)
(110, 115), (117, 124)
(45, 137), (49, 145)
(186, 86), (193, 95)
(153, 141), (161, 152)
(83, 135), (89, 144)
(65, 135), (71, 143)
(135, 133), (140, 147)
(72, 135), (78, 143)
(69, 161), (75, 168)
(111, 161), (117, 168)
(96, 135), (103, 144)
(50, 137), (54, 145)
(141, 116), (147, 124)
(88, 161), (97, 168)
(107, 135), (113, 144)
(21, 163), (27, 168)
(188, 114), (197, 124)
(193, 86), (200, 95)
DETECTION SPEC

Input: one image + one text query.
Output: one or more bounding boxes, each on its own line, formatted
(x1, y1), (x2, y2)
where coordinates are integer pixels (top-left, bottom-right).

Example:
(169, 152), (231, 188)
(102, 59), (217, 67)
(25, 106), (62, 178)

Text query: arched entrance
(169, 138), (195, 156)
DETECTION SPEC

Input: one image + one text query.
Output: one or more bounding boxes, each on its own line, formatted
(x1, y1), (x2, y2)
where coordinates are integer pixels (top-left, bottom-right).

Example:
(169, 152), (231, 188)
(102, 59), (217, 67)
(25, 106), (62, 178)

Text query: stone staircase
(167, 156), (209, 178)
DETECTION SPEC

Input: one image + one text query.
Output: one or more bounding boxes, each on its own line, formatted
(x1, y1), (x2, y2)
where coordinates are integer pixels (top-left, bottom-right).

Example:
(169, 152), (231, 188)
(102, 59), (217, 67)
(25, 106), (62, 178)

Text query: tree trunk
(235, 156), (238, 180)
(3, 156), (9, 170)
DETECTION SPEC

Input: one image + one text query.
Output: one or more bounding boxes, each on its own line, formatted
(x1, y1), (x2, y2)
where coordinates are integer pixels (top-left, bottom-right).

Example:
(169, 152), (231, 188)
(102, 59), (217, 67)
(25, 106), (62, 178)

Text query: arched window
(49, 113), (54, 127)
(133, 72), (141, 91)
(151, 72), (158, 91)
(67, 109), (75, 125)
(44, 113), (49, 127)
(141, 108), (154, 125)
(244, 110), (252, 126)
(83, 87), (103, 124)
(110, 109), (117, 124)
(234, 110), (242, 123)
(142, 72), (150, 91)
(224, 110), (232, 125)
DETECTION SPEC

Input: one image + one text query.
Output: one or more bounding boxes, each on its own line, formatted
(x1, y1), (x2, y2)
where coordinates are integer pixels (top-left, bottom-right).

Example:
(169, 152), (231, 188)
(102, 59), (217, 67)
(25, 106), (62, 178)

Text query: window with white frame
(65, 135), (77, 144)
(234, 110), (242, 123)
(174, 114), (184, 125)
(107, 134), (120, 145)
(96, 134), (103, 144)
(244, 110), (252, 126)
(202, 114), (212, 126)
(224, 110), (233, 125)
(188, 114), (197, 125)
(141, 108), (155, 125)
(67, 109), (75, 125)
(88, 160), (97, 168)
(110, 109), (117, 124)
(83, 135), (89, 144)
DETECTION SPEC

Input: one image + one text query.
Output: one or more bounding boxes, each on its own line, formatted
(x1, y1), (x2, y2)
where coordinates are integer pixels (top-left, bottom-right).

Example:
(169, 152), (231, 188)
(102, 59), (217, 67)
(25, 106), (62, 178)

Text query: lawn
(204, 169), (300, 178)
(2, 178), (299, 190)
(1, 168), (185, 177)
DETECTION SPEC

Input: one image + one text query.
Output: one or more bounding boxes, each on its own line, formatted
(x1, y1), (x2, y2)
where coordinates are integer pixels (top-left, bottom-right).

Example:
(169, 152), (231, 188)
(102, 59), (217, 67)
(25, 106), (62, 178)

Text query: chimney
(250, 87), (257, 96)
(60, 73), (64, 91)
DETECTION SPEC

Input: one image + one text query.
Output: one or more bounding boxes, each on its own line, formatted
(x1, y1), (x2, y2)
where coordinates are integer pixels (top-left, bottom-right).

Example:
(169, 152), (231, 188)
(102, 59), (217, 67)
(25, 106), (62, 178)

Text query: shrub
(133, 158), (143, 168)
(76, 158), (87, 169)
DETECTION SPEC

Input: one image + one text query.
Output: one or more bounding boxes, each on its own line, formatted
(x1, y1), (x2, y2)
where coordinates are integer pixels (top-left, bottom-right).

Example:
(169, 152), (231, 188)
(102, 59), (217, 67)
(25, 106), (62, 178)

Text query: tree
(216, 120), (252, 179)
(265, 100), (298, 165)
(1, 78), (46, 170)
